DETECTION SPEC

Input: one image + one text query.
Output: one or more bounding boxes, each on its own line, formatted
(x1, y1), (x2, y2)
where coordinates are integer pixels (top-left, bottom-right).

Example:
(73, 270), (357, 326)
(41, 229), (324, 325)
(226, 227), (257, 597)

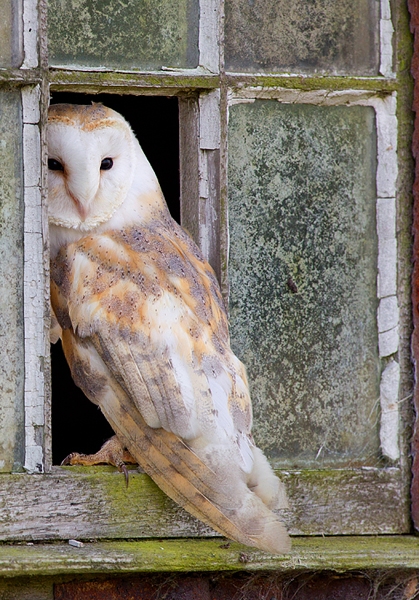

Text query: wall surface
(408, 0), (419, 531)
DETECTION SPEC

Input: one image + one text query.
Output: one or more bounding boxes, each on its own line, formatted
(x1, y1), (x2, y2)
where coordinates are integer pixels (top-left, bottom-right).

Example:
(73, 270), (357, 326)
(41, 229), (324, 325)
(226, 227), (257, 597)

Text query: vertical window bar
(198, 0), (220, 73)
(380, 0), (394, 78)
(22, 0), (38, 69)
(22, 85), (46, 473)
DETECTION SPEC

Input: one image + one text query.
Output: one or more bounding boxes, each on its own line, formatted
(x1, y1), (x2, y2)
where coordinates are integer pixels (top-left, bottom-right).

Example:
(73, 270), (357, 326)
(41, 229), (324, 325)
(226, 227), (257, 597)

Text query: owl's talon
(61, 453), (77, 466)
(120, 463), (130, 487)
(60, 436), (136, 486)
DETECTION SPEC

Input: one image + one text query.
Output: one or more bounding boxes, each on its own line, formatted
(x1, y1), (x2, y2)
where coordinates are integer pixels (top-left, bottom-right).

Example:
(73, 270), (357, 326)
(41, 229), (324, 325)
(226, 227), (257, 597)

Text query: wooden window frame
(0, 0), (416, 567)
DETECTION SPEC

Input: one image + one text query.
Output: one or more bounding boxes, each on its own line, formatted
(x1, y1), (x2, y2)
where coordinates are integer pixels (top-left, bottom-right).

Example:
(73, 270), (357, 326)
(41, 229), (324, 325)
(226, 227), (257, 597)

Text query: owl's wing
(51, 222), (290, 553)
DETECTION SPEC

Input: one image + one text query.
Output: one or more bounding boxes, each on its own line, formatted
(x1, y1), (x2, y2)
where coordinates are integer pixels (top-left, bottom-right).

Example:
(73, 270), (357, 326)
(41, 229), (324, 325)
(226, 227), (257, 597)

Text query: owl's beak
(68, 189), (88, 221)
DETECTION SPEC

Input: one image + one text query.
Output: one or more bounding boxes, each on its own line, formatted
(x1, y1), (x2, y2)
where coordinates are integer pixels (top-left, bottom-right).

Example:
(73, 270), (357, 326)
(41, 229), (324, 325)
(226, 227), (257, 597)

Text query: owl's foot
(61, 435), (137, 486)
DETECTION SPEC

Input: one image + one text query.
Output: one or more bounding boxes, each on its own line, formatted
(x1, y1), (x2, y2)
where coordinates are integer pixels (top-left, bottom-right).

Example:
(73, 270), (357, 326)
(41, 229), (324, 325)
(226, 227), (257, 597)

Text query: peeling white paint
(198, 0), (219, 73)
(22, 124), (41, 188)
(376, 197), (395, 240)
(22, 85), (46, 474)
(21, 0), (38, 69)
(22, 85), (40, 123)
(377, 238), (397, 298)
(227, 94), (256, 109)
(199, 150), (209, 199)
(25, 403), (45, 426)
(371, 96), (398, 198)
(380, 0), (394, 78)
(199, 90), (221, 149)
(378, 296), (399, 333)
(199, 196), (220, 264)
(380, 360), (400, 461)
(197, 91), (221, 264)
(379, 327), (399, 358)
(371, 95), (399, 359)
(228, 87), (382, 105)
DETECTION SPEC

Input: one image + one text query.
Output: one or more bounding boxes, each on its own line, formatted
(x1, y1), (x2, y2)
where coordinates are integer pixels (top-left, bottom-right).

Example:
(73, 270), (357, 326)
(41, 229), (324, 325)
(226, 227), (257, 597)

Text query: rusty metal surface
(408, 0), (419, 530)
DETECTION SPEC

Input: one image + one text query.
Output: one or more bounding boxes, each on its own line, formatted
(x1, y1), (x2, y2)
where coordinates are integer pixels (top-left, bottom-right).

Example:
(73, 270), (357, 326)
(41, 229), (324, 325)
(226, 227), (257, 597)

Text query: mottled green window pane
(0, 93), (24, 472)
(0, 0), (22, 67)
(225, 0), (379, 75)
(228, 102), (379, 468)
(48, 0), (198, 70)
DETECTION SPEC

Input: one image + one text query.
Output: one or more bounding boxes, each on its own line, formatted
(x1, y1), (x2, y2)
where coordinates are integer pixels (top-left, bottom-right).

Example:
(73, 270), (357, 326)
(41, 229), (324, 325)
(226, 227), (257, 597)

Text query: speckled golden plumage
(48, 103), (290, 553)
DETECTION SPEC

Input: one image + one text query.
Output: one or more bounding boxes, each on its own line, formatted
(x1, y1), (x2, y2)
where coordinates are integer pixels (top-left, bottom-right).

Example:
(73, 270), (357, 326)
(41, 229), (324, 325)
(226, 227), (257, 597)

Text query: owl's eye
(48, 158), (64, 171)
(100, 157), (113, 171)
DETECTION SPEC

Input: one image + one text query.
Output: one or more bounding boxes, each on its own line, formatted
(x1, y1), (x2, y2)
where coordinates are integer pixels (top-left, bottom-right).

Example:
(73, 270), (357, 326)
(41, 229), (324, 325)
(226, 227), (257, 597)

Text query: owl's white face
(48, 104), (139, 232)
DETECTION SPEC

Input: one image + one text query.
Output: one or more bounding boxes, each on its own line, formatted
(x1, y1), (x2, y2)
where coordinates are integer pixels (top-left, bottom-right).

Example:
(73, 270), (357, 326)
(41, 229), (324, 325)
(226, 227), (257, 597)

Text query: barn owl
(48, 103), (290, 554)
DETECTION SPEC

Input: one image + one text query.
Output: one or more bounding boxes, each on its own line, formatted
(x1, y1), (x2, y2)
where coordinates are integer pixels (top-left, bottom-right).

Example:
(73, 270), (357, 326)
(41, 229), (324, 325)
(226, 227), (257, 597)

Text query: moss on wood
(0, 467), (410, 541)
(1, 536), (419, 578)
(48, 68), (219, 94)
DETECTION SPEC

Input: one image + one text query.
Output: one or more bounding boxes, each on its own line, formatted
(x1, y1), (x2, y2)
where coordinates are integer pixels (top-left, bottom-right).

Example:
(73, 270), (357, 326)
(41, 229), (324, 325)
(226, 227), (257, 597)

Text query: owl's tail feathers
(138, 430), (291, 554)
(106, 400), (291, 554)
(228, 490), (291, 554)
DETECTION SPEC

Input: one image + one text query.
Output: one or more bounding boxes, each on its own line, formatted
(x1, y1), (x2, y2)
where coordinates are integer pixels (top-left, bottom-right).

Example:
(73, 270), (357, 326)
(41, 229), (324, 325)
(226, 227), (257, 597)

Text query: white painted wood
(22, 86), (41, 124)
(228, 88), (381, 105)
(378, 238), (397, 298)
(179, 96), (200, 246)
(196, 91), (221, 267)
(376, 196), (398, 355)
(198, 0), (220, 73)
(376, 197), (396, 241)
(22, 124), (40, 188)
(23, 207), (46, 474)
(199, 90), (221, 149)
(21, 0), (38, 69)
(380, 0), (394, 78)
(22, 85), (47, 474)
(373, 95), (398, 199)
(380, 360), (400, 460)
(378, 296), (399, 333)
(381, 0), (391, 21)
(199, 149), (209, 200)
(379, 327), (399, 358)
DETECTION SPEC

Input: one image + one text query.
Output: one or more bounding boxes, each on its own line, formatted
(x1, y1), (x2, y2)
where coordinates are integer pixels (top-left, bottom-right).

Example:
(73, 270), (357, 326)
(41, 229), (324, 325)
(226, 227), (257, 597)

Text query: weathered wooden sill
(1, 536), (419, 577)
(0, 467), (410, 540)
(48, 67), (219, 94)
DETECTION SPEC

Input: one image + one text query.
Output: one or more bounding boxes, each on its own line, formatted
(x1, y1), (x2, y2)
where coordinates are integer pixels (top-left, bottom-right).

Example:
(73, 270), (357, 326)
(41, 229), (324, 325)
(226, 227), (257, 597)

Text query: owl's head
(48, 103), (161, 233)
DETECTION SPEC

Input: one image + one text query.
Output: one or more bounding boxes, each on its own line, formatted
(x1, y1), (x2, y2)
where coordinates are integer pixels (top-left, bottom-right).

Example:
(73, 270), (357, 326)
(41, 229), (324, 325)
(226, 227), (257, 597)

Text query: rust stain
(408, 0), (419, 531)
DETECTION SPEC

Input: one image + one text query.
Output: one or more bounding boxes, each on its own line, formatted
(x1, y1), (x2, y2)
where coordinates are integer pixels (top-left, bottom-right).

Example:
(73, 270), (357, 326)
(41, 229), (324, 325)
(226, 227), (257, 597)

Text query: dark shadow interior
(50, 92), (180, 464)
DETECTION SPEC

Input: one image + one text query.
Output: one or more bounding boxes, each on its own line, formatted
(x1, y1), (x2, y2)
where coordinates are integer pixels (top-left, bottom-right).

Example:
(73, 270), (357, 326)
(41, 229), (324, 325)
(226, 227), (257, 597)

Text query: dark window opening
(50, 92), (180, 464)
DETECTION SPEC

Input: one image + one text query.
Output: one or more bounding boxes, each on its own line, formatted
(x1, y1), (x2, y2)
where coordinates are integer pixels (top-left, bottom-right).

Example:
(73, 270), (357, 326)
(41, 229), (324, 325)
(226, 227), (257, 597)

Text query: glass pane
(0, 0), (22, 67)
(47, 0), (199, 70)
(228, 101), (379, 469)
(225, 0), (379, 75)
(0, 92), (24, 472)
